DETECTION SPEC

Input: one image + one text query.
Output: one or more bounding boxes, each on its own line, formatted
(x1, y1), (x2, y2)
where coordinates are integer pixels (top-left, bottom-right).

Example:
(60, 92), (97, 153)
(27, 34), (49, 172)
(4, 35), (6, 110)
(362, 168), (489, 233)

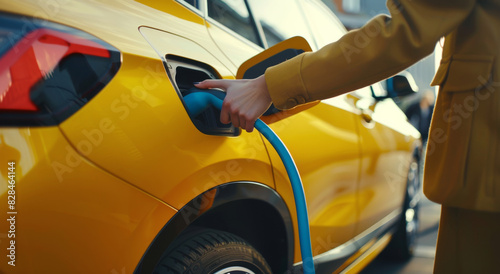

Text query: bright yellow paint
(0, 127), (177, 273)
(0, 0), (420, 272)
(341, 234), (393, 274)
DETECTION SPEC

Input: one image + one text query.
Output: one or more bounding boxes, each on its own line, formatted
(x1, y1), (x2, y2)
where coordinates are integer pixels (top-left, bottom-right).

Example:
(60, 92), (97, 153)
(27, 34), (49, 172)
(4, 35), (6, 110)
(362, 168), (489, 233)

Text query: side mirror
(236, 36), (319, 123)
(385, 71), (419, 98)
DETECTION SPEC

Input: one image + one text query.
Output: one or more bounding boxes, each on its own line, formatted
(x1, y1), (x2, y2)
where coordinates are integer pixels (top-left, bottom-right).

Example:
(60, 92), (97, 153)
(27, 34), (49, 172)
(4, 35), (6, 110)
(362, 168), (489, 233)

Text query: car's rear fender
(135, 181), (294, 274)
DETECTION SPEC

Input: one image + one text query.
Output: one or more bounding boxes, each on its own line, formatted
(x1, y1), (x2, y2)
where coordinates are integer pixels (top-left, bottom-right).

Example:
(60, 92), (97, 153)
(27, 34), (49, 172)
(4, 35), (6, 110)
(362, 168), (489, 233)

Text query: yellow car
(0, 0), (422, 273)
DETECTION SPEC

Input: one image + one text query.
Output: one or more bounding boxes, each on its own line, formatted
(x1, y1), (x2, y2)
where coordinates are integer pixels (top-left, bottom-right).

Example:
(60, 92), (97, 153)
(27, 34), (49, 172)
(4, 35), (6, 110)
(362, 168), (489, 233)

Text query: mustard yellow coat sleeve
(265, 0), (500, 212)
(265, 0), (475, 109)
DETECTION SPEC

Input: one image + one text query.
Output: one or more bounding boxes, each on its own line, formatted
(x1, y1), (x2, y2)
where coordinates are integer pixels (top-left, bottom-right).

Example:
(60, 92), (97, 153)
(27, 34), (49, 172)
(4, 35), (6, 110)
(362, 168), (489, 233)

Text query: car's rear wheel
(384, 155), (421, 261)
(153, 229), (272, 274)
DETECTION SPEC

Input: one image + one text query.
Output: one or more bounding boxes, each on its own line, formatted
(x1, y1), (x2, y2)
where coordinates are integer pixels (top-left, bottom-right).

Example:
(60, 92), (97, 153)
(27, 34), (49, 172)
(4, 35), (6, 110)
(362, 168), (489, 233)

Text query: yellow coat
(265, 0), (500, 212)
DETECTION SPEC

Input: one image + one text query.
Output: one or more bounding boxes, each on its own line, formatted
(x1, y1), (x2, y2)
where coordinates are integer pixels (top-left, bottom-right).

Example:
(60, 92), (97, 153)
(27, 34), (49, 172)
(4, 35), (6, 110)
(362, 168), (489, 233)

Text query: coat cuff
(264, 53), (310, 110)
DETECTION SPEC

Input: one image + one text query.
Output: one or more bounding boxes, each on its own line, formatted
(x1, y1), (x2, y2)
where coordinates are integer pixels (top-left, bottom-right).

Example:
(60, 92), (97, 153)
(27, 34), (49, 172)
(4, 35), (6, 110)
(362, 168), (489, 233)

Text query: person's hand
(194, 75), (272, 132)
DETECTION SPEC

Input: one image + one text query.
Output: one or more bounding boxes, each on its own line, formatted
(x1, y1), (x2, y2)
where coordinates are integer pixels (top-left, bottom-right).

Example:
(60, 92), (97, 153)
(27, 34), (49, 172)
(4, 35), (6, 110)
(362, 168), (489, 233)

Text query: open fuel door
(237, 36), (311, 79)
(236, 36), (319, 123)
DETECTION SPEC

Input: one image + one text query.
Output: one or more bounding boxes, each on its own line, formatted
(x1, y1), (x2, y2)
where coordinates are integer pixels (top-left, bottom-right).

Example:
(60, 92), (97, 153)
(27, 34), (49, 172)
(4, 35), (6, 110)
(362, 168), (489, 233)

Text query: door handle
(361, 110), (373, 123)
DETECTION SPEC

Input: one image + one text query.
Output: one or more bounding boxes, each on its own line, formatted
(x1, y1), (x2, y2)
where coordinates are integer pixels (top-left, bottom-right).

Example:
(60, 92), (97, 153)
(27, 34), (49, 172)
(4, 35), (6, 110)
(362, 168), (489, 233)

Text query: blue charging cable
(184, 89), (315, 274)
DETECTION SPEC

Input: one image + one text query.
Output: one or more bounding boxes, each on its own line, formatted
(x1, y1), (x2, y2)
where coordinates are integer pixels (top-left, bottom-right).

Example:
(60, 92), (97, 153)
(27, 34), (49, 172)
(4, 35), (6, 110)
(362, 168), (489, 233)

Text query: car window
(182, 0), (197, 7)
(354, 83), (389, 100)
(207, 0), (261, 45)
(302, 0), (346, 48)
(371, 82), (388, 98)
(352, 86), (375, 109)
(247, 0), (315, 48)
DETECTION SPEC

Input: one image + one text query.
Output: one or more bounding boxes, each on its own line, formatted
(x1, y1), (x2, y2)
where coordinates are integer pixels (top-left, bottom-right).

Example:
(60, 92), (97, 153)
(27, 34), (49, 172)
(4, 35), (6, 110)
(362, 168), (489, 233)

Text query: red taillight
(0, 14), (121, 126)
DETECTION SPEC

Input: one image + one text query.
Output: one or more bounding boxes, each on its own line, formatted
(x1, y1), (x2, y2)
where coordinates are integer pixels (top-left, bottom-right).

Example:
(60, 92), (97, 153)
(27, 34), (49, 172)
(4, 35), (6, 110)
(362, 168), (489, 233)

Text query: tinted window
(302, 0), (346, 48)
(247, 0), (314, 47)
(183, 0), (197, 7)
(207, 0), (260, 45)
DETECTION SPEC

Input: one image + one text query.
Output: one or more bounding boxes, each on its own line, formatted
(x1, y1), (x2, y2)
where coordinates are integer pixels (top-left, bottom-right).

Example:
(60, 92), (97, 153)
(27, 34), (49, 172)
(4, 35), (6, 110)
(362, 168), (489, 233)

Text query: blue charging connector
(184, 89), (315, 274)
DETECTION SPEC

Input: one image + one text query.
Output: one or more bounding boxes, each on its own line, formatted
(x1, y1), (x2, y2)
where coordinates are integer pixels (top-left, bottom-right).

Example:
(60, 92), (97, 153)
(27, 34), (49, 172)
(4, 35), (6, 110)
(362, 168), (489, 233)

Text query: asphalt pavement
(361, 194), (441, 274)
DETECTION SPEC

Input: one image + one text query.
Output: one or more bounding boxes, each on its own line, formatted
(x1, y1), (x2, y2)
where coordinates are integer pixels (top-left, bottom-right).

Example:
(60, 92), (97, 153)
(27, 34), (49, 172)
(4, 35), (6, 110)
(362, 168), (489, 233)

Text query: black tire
(154, 229), (272, 274)
(384, 156), (421, 261)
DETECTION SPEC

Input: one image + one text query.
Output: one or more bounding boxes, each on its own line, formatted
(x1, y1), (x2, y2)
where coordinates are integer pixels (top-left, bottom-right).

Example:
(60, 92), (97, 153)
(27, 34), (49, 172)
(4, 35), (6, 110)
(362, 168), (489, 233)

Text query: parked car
(0, 0), (421, 273)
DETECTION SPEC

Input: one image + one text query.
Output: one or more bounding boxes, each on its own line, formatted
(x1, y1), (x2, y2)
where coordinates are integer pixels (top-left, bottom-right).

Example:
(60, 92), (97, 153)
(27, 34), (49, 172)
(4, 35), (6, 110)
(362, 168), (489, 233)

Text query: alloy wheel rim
(214, 266), (256, 274)
(405, 159), (420, 249)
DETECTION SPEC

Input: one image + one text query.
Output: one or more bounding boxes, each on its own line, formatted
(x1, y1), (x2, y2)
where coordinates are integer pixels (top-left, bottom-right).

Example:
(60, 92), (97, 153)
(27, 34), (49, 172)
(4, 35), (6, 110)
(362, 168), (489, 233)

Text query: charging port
(165, 55), (240, 136)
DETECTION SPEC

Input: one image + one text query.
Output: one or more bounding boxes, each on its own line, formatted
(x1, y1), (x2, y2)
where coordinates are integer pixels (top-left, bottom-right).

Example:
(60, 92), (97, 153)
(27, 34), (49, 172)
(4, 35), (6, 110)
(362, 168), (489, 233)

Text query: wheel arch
(134, 181), (294, 274)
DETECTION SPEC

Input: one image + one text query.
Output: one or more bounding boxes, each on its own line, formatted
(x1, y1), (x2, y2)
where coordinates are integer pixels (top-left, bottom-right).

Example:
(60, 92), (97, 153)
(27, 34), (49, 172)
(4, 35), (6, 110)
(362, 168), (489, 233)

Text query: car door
(203, 0), (264, 68)
(213, 0), (362, 259)
(349, 84), (418, 236)
(301, 0), (419, 240)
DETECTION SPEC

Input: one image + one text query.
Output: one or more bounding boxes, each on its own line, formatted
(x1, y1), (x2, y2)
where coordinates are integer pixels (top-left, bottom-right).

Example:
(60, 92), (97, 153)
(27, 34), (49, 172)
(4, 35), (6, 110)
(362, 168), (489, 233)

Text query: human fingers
(241, 106), (258, 132)
(220, 103), (231, 124)
(195, 79), (233, 124)
(221, 96), (241, 128)
(233, 105), (257, 133)
(194, 79), (229, 90)
(243, 117), (255, 132)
